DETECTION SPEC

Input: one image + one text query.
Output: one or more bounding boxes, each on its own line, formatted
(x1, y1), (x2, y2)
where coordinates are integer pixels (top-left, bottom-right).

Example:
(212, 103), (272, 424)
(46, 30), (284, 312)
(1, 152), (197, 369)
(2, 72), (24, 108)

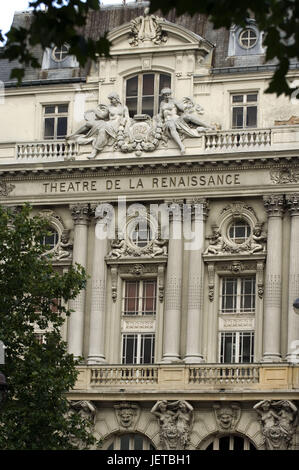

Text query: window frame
(125, 72), (171, 118)
(121, 332), (155, 365)
(220, 276), (256, 315)
(43, 103), (69, 140)
(239, 28), (258, 49)
(219, 330), (255, 364)
(122, 279), (157, 316)
(231, 92), (258, 129)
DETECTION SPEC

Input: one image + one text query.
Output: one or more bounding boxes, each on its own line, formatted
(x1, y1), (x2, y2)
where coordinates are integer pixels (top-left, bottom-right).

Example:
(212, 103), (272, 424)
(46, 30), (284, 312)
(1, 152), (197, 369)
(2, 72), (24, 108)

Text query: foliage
(1, 0), (298, 96)
(149, 0), (299, 97)
(0, 205), (95, 450)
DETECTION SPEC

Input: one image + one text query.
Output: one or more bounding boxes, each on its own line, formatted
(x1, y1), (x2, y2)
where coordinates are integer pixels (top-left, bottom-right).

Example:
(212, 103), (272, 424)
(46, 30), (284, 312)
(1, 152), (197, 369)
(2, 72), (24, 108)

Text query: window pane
(140, 334), (155, 364)
(159, 73), (171, 93)
(57, 117), (68, 138)
(232, 107), (244, 128)
(44, 105), (56, 114)
(126, 76), (138, 97)
(241, 277), (256, 312)
(44, 118), (55, 138)
(120, 435), (130, 450)
(246, 106), (257, 127)
(142, 74), (154, 96)
(134, 435), (143, 450)
(126, 97), (138, 118)
(221, 332), (236, 363)
(247, 94), (257, 102)
(240, 332), (254, 363)
(232, 95), (244, 103)
(142, 96), (154, 117)
(221, 278), (237, 313)
(219, 436), (230, 451)
(122, 334), (137, 364)
(142, 280), (157, 315)
(124, 281), (139, 315)
(233, 436), (244, 450)
(58, 104), (68, 113)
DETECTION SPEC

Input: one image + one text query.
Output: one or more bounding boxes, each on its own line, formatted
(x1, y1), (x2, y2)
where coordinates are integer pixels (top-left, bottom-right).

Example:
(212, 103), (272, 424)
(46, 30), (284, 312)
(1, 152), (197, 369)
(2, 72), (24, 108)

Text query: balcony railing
(0, 125), (295, 164)
(90, 365), (159, 385)
(204, 129), (271, 152)
(70, 363), (299, 393)
(189, 364), (260, 384)
(16, 141), (79, 161)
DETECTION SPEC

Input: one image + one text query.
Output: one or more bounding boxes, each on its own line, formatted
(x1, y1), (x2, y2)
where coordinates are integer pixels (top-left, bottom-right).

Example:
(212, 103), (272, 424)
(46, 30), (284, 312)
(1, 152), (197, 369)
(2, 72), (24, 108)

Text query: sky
(0, 1), (135, 36)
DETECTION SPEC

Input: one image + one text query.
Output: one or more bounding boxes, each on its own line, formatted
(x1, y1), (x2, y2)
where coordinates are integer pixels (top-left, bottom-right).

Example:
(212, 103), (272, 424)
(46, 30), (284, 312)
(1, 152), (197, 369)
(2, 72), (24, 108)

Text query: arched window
(204, 434), (257, 450)
(106, 433), (155, 450)
(126, 72), (171, 118)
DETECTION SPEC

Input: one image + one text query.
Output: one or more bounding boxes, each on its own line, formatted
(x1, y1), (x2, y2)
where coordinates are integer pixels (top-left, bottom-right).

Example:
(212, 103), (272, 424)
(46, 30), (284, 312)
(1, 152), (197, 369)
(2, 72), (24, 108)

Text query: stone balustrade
(0, 125), (296, 164)
(90, 365), (159, 385)
(189, 364), (260, 384)
(204, 129), (271, 152)
(16, 140), (79, 161)
(73, 363), (299, 394)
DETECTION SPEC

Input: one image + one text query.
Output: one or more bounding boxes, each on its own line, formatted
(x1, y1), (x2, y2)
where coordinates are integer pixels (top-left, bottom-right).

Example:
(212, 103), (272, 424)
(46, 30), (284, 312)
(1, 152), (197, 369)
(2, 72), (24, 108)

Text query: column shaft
(68, 204), (89, 359)
(262, 195), (284, 362)
(162, 203), (183, 362)
(87, 210), (108, 364)
(286, 195), (299, 361)
(184, 200), (208, 363)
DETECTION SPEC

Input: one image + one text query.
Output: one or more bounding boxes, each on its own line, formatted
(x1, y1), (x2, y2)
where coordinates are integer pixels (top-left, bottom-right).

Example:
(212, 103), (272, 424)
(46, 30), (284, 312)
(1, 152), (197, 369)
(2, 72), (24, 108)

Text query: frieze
(0, 179), (15, 196)
(270, 168), (299, 184)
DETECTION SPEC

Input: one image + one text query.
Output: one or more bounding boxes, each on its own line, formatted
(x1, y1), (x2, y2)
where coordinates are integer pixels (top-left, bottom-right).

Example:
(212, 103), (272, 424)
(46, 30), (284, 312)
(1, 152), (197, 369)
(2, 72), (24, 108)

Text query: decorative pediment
(108, 11), (214, 57)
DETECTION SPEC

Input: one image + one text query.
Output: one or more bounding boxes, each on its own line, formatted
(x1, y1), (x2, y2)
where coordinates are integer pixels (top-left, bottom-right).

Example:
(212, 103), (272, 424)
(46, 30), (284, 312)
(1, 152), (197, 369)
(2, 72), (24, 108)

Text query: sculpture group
(151, 400), (194, 450)
(67, 89), (213, 157)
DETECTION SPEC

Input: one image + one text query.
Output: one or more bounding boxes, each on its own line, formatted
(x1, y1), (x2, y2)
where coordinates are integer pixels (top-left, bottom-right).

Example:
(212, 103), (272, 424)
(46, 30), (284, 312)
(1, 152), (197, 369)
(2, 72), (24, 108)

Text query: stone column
(68, 204), (90, 359)
(262, 195), (284, 362)
(87, 205), (109, 364)
(184, 199), (209, 363)
(286, 194), (299, 362)
(162, 201), (183, 362)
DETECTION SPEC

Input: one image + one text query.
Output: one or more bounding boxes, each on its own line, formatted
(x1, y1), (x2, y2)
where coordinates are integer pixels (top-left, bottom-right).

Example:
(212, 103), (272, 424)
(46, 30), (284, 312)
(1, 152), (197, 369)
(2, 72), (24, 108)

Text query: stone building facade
(1, 2), (299, 450)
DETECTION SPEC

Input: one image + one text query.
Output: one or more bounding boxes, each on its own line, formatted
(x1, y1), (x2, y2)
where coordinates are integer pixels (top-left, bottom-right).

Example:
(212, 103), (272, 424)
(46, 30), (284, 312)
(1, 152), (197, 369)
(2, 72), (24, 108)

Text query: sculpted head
(218, 407), (234, 429)
(115, 402), (139, 428)
(161, 88), (172, 101)
(108, 92), (121, 105)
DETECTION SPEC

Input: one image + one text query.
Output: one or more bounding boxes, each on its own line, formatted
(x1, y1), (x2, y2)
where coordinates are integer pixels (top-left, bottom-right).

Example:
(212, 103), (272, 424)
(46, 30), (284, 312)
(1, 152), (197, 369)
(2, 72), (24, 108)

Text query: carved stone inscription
(42, 173), (241, 194)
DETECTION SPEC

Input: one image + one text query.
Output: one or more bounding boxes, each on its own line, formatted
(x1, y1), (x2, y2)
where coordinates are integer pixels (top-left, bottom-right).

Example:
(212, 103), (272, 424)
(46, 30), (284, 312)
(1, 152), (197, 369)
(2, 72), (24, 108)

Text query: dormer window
(125, 72), (171, 118)
(52, 45), (69, 62)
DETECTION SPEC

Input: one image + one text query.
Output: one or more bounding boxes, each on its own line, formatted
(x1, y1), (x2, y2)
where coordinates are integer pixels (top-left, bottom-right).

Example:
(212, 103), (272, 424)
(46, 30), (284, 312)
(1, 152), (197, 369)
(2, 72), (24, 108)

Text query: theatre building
(1, 2), (299, 451)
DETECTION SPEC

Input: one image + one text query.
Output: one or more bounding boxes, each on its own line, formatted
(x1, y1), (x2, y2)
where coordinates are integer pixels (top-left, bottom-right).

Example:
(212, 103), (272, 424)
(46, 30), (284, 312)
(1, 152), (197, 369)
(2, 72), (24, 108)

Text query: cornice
(1, 153), (299, 182)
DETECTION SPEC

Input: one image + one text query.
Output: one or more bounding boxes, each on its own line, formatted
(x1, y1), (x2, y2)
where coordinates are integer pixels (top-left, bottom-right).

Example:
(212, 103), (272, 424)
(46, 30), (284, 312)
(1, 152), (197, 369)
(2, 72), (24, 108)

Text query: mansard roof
(0, 1), (285, 87)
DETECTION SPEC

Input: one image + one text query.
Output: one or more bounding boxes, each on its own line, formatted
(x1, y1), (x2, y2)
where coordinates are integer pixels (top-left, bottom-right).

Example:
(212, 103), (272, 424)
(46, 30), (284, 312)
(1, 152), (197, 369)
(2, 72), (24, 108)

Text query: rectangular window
(126, 73), (171, 118)
(220, 331), (254, 363)
(231, 93), (257, 129)
(122, 333), (155, 364)
(123, 280), (157, 315)
(43, 104), (68, 139)
(220, 277), (256, 314)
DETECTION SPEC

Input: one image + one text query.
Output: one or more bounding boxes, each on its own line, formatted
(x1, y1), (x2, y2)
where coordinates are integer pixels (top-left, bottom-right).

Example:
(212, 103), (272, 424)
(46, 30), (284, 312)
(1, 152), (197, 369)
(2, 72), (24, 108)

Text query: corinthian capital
(263, 194), (284, 217)
(286, 194), (299, 216)
(69, 203), (90, 225)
